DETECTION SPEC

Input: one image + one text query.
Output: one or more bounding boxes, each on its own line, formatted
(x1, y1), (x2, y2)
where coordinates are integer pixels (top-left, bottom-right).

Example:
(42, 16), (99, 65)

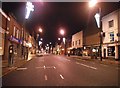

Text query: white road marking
(16, 67), (27, 71)
(44, 65), (46, 69)
(60, 74), (64, 79)
(76, 62), (80, 64)
(80, 63), (97, 70)
(9, 66), (17, 69)
(36, 67), (43, 69)
(36, 66), (56, 69)
(53, 66), (56, 69)
(45, 75), (48, 80)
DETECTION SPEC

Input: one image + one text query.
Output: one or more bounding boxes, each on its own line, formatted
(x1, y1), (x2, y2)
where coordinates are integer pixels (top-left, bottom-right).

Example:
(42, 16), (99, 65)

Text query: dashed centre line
(36, 66), (56, 69)
(44, 65), (46, 69)
(45, 75), (48, 80)
(60, 74), (64, 79)
(53, 66), (56, 69)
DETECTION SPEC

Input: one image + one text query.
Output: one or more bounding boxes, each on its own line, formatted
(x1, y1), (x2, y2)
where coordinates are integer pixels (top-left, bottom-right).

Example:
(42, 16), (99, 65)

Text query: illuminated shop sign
(10, 36), (22, 44)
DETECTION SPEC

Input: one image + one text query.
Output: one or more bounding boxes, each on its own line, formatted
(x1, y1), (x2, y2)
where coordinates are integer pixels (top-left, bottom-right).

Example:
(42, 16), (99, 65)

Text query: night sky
(2, 2), (120, 46)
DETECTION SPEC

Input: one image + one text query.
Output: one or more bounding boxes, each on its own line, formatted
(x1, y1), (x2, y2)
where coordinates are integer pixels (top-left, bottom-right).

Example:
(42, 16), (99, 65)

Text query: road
(2, 54), (119, 86)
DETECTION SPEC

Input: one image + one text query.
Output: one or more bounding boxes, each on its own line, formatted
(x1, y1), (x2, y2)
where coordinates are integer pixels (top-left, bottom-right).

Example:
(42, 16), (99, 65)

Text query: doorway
(104, 49), (106, 59)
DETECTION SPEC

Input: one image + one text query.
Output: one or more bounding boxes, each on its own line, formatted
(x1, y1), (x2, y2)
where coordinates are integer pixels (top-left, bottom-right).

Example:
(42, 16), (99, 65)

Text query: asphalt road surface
(2, 54), (119, 87)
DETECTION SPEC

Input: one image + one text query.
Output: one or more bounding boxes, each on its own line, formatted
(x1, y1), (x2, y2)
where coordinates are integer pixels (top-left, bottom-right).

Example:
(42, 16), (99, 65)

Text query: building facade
(1, 8), (35, 62)
(102, 9), (120, 60)
(71, 31), (83, 56)
(0, 8), (10, 60)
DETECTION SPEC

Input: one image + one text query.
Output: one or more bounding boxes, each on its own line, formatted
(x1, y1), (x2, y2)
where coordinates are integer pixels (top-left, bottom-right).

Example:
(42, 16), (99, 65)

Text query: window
(76, 41), (77, 45)
(79, 39), (80, 45)
(22, 28), (23, 38)
(73, 41), (74, 46)
(13, 26), (16, 36)
(110, 32), (114, 42)
(108, 20), (114, 28)
(16, 29), (19, 38)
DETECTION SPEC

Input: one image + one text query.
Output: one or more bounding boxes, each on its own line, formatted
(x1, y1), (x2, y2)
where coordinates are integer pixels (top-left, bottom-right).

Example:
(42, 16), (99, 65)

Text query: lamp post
(59, 28), (67, 55)
(37, 27), (43, 53)
(22, 1), (34, 59)
(89, 0), (102, 61)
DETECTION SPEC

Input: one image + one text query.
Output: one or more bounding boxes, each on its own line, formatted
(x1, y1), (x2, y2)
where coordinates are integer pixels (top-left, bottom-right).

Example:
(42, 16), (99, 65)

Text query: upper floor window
(22, 28), (24, 38)
(13, 26), (16, 37)
(73, 41), (74, 46)
(16, 29), (19, 38)
(76, 41), (77, 46)
(108, 20), (114, 28)
(110, 32), (114, 42)
(79, 39), (80, 45)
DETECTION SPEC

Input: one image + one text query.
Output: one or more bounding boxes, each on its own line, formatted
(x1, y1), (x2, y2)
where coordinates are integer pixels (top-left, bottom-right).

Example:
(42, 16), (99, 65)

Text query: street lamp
(39, 27), (43, 33)
(60, 29), (65, 36)
(22, 1), (34, 59)
(58, 38), (61, 41)
(59, 28), (67, 55)
(89, 0), (97, 8)
(89, 0), (102, 61)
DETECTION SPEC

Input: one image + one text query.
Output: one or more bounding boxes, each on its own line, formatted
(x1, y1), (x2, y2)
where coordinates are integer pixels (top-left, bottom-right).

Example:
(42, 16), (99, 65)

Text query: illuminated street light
(89, 0), (97, 8)
(89, 0), (102, 61)
(60, 29), (65, 36)
(25, 1), (34, 19)
(39, 27), (43, 33)
(40, 38), (43, 41)
(39, 41), (42, 45)
(58, 38), (60, 40)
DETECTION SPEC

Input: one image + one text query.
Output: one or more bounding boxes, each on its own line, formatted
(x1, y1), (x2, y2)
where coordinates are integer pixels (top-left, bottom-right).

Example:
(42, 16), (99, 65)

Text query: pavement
(68, 55), (120, 66)
(1, 54), (35, 77)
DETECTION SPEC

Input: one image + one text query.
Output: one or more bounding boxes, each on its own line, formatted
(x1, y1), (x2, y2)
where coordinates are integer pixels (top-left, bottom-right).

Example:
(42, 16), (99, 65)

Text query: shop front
(9, 36), (22, 59)
(107, 46), (115, 56)
(0, 27), (5, 56)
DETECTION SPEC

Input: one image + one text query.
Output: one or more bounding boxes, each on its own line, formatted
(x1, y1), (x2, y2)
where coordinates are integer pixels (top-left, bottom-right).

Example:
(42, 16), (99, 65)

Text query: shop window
(107, 46), (115, 56)
(108, 20), (114, 28)
(110, 32), (114, 42)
